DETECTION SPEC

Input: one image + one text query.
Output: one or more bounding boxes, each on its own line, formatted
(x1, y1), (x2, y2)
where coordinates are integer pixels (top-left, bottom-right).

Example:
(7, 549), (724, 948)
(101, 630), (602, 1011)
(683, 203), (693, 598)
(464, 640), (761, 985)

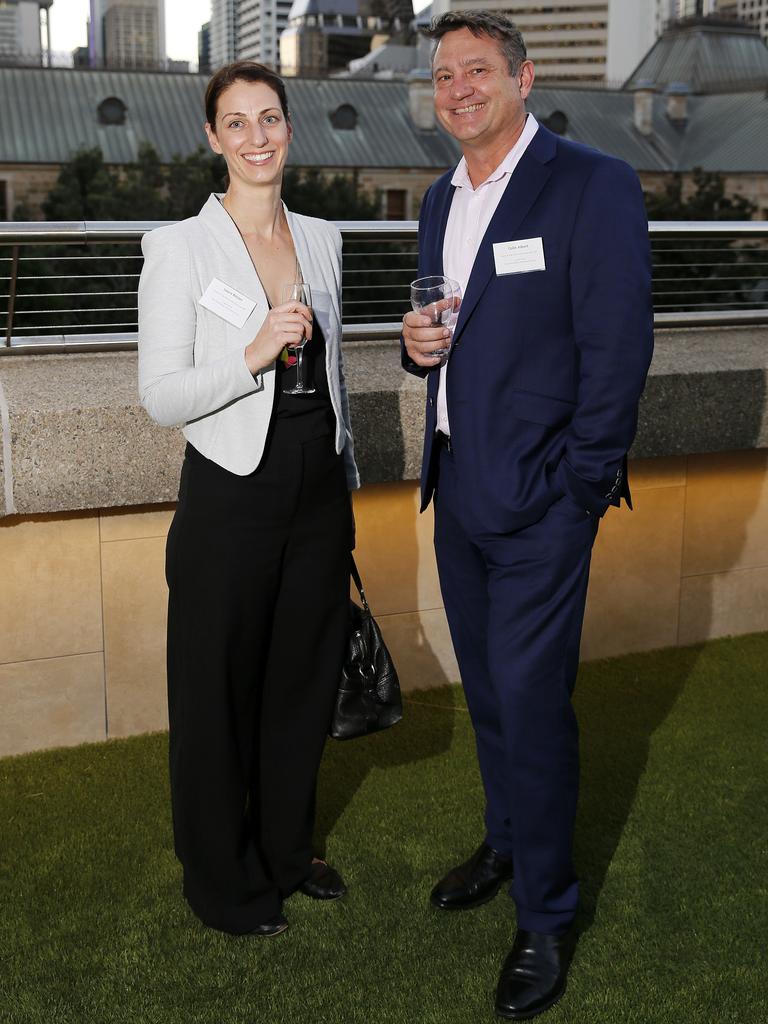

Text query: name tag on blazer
(493, 238), (546, 276)
(199, 278), (257, 329)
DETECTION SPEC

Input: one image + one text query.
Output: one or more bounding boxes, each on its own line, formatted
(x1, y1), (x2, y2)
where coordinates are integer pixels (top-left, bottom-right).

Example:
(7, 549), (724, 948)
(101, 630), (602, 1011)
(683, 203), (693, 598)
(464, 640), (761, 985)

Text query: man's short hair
(424, 11), (527, 77)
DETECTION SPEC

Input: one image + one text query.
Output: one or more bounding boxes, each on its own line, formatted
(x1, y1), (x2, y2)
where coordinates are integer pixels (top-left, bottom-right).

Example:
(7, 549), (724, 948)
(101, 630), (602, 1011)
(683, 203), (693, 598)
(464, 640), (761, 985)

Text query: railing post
(5, 245), (20, 348)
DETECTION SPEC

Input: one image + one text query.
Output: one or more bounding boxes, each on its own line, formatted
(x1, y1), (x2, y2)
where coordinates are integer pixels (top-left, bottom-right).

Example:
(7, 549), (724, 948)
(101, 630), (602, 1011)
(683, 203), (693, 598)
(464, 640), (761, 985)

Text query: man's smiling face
(432, 27), (533, 154)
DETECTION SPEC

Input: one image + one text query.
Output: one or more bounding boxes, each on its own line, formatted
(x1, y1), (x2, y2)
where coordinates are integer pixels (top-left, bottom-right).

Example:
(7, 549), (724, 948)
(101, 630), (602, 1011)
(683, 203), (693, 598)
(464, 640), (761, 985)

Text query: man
(401, 12), (654, 1020)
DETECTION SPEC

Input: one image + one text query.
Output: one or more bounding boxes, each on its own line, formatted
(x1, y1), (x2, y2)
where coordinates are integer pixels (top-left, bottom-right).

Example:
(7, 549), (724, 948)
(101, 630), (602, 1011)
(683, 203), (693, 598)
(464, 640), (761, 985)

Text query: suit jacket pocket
(510, 388), (575, 428)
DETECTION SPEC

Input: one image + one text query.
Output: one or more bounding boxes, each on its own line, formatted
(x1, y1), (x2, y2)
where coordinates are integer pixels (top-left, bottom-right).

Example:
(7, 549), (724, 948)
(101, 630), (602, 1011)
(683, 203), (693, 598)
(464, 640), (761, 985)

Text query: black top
(273, 314), (335, 439)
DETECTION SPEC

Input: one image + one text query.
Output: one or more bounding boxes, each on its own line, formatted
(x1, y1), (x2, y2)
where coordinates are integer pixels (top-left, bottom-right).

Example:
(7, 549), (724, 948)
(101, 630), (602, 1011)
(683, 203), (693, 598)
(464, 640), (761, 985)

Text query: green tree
(42, 148), (124, 220)
(42, 145), (382, 222)
(282, 167), (380, 220)
(645, 168), (756, 221)
(645, 169), (759, 314)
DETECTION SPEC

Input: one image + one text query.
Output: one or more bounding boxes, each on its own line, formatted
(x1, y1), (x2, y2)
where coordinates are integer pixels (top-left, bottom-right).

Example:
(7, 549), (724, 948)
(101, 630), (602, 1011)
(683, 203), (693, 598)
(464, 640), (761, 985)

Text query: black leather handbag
(329, 558), (403, 741)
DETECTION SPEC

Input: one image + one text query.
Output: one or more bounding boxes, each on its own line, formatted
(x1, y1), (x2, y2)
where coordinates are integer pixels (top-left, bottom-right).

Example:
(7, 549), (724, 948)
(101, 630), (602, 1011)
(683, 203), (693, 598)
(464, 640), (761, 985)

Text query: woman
(137, 62), (359, 938)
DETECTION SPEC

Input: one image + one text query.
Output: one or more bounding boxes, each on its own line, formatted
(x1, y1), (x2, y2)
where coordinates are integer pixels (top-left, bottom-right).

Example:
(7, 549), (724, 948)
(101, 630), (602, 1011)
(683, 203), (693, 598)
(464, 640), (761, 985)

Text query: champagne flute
(410, 276), (461, 360)
(280, 281), (315, 395)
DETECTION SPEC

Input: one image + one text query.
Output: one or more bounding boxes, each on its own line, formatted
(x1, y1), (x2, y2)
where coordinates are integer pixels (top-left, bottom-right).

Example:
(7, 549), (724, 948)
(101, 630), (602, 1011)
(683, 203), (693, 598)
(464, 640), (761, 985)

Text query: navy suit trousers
(433, 444), (599, 934)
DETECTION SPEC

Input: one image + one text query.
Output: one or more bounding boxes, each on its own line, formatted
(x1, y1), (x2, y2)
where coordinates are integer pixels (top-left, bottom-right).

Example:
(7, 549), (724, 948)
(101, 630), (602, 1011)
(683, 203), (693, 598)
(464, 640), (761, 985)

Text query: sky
(49, 0), (214, 66)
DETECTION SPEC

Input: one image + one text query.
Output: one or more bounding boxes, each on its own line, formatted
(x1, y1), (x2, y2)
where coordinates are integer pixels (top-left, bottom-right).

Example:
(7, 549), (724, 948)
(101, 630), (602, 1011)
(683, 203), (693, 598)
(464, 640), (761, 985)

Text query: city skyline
(48, 0), (432, 67)
(50, 0), (212, 64)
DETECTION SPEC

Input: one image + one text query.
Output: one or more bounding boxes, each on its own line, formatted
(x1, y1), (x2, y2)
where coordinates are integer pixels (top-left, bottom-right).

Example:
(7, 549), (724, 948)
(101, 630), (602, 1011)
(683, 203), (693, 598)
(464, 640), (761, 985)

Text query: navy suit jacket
(403, 124), (655, 533)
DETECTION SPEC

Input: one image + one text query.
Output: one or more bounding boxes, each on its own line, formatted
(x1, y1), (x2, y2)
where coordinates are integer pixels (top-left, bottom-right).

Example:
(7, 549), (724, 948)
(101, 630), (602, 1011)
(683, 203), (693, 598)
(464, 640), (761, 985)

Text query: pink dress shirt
(437, 113), (540, 436)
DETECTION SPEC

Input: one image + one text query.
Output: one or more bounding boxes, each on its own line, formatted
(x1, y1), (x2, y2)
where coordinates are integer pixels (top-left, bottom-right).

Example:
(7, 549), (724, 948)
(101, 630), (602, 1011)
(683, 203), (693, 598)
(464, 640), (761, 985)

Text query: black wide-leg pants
(165, 429), (352, 934)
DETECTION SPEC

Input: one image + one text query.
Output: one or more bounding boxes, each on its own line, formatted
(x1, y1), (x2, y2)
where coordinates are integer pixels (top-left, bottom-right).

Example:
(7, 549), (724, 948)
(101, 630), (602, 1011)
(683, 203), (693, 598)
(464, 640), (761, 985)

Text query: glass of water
(410, 276), (461, 359)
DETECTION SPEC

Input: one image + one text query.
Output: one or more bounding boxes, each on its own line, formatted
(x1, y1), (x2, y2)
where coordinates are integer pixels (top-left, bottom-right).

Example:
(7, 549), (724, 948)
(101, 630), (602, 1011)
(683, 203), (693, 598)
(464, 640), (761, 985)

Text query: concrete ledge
(0, 326), (766, 517)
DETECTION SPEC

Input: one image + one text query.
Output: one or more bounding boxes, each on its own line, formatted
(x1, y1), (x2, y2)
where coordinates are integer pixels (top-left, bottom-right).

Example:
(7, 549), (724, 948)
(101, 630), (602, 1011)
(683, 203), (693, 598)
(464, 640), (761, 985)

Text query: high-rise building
(715, 0), (768, 39)
(430, 1), (682, 84)
(198, 20), (211, 75)
(281, 0), (403, 77)
(209, 0), (295, 70)
(209, 0), (235, 67)
(674, 0), (718, 15)
(0, 0), (52, 65)
(89, 0), (166, 69)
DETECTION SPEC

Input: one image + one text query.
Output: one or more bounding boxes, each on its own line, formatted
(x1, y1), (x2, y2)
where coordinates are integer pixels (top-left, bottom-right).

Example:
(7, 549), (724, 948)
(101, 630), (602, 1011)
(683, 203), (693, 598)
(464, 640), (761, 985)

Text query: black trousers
(165, 427), (352, 934)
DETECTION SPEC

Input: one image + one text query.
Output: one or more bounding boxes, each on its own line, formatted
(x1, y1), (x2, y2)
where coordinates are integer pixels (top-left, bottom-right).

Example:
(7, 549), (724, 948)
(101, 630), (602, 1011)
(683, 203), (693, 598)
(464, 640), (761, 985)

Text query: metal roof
(528, 87), (679, 173)
(0, 65), (459, 169)
(1, 64), (767, 175)
(625, 17), (768, 94)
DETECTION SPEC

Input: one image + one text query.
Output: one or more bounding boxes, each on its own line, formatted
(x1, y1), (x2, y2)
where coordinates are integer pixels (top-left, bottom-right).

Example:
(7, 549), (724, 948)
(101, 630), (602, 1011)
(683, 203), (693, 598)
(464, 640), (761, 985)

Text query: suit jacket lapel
(198, 193), (267, 307)
(453, 128), (556, 341)
(423, 174), (455, 278)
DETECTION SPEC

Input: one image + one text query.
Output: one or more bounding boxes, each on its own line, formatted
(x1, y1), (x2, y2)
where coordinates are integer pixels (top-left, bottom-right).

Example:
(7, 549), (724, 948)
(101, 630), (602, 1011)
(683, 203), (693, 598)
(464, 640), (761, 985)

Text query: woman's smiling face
(205, 79), (292, 189)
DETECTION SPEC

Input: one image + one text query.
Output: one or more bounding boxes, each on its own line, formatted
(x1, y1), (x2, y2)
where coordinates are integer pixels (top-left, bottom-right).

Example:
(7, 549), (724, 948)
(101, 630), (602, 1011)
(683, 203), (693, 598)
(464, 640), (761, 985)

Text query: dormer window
(98, 97), (127, 126)
(330, 104), (357, 130)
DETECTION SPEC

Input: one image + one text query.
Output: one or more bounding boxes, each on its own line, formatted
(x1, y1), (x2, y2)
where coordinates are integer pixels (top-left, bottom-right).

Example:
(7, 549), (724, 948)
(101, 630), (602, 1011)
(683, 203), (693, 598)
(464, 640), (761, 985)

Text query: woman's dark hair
(424, 11), (527, 77)
(205, 61), (290, 129)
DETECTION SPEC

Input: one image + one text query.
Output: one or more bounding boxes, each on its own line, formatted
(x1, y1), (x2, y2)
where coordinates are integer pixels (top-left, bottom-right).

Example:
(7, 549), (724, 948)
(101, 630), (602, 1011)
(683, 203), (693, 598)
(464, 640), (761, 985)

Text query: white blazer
(138, 194), (359, 487)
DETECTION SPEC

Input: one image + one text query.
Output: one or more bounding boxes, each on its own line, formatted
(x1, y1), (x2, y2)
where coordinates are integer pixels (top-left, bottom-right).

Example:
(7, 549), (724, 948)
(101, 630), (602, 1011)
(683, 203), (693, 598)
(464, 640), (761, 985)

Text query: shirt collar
(450, 113), (540, 191)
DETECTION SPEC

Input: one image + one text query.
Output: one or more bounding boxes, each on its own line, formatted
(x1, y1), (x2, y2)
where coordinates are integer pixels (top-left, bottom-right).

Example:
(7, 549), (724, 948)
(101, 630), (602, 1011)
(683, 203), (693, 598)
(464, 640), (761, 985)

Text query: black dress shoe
(298, 860), (347, 901)
(495, 929), (572, 1020)
(430, 843), (514, 911)
(247, 913), (289, 938)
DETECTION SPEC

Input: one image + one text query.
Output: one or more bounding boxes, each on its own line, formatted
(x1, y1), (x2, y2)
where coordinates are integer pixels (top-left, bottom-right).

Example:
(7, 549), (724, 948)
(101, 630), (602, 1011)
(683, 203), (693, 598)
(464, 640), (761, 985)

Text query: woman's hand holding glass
(244, 301), (313, 376)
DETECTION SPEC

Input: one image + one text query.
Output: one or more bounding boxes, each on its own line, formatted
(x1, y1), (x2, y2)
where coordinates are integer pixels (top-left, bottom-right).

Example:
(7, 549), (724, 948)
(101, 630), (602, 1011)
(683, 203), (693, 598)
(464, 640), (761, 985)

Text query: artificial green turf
(1, 634), (766, 1023)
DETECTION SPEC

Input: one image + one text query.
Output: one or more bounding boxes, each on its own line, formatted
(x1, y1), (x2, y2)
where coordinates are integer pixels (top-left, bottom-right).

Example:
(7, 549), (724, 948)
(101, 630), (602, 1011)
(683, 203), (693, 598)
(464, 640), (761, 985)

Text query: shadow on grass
(574, 644), (703, 935)
(314, 684), (460, 856)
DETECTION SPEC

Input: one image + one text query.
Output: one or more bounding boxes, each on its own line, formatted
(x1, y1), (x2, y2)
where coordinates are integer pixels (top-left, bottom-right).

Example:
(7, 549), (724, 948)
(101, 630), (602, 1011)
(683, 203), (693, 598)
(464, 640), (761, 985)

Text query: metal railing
(1, 220), (767, 355)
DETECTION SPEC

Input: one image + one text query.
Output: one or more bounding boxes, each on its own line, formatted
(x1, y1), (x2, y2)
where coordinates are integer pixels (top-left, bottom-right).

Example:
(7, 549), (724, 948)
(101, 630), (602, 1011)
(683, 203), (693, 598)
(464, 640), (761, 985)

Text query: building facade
(0, 0), (51, 65)
(209, 0), (294, 69)
(430, 1), (700, 84)
(716, 0), (768, 38)
(89, 0), (166, 70)
(280, 0), (385, 76)
(198, 20), (211, 75)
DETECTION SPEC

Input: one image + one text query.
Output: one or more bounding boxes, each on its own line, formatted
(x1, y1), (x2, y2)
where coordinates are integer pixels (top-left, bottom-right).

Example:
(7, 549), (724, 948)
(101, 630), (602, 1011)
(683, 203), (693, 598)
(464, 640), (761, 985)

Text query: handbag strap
(351, 555), (370, 613)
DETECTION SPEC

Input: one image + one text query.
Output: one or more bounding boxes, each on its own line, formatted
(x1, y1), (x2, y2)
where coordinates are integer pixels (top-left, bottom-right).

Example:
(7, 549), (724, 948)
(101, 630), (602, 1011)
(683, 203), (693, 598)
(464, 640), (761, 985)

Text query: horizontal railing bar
(650, 288), (768, 296)
(12, 255), (143, 263)
(9, 322), (139, 331)
(13, 292), (138, 300)
(653, 275), (768, 283)
(654, 309), (768, 325)
(0, 222), (172, 245)
(10, 307), (138, 315)
(651, 244), (768, 250)
(1, 219), (767, 247)
(648, 222), (768, 235)
(342, 322), (403, 341)
(10, 274), (142, 282)
(2, 307), (765, 355)
(654, 301), (767, 309)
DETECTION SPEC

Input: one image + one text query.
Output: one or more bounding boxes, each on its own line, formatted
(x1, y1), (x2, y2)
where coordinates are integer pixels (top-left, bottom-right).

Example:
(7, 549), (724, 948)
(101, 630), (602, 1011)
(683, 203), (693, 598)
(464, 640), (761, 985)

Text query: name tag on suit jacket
(199, 278), (258, 329)
(493, 237), (546, 276)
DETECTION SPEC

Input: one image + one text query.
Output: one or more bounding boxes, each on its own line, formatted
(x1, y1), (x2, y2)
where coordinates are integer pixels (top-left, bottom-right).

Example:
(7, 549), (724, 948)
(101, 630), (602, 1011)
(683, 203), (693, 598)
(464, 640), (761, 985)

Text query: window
(385, 189), (407, 220)
(98, 96), (128, 125)
(329, 104), (358, 130)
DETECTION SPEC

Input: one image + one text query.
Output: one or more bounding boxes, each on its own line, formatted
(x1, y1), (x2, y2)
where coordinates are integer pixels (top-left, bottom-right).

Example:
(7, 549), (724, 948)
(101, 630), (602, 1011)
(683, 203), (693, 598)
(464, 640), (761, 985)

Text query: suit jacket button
(429, 397), (435, 407)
